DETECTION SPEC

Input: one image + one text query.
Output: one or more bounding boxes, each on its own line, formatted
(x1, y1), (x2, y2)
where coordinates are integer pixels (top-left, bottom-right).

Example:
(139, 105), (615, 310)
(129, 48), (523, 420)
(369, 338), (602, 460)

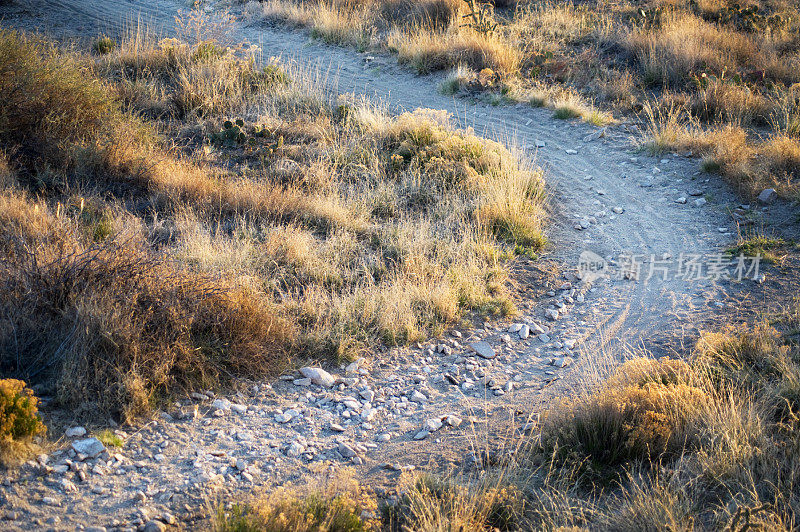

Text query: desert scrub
(0, 379), (46, 465)
(215, 469), (378, 531)
(540, 358), (710, 474)
(0, 28), (546, 416)
(100, 36), (288, 119)
(384, 474), (523, 531)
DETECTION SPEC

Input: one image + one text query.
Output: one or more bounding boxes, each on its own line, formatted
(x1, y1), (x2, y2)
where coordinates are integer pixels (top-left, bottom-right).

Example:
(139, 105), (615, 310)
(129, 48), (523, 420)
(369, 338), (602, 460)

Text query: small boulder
(299, 367), (336, 387)
(71, 438), (105, 459)
(758, 188), (778, 205)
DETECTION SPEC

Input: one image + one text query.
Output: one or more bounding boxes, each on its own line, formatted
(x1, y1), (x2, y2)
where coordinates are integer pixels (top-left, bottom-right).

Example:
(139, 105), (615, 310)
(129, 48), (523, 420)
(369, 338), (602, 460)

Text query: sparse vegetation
(0, 26), (545, 419)
(255, 0), (800, 196)
(216, 469), (378, 532)
(394, 309), (800, 530)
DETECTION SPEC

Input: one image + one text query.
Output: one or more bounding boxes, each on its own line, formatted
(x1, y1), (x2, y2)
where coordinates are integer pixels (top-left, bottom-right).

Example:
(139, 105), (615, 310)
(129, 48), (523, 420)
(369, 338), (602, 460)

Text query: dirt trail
(0, 1), (751, 530)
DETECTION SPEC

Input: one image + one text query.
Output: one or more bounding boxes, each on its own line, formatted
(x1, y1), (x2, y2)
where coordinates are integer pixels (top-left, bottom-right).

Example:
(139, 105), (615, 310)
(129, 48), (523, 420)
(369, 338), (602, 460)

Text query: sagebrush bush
(0, 379), (46, 444)
(541, 358), (710, 471)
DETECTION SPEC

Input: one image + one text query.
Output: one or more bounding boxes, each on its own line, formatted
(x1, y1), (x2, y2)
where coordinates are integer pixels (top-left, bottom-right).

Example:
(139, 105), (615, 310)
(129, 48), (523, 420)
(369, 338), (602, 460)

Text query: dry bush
(0, 28), (145, 175)
(0, 201), (293, 419)
(541, 358), (711, 471)
(216, 469), (378, 532)
(385, 474), (523, 531)
(0, 27), (545, 417)
(0, 379), (46, 465)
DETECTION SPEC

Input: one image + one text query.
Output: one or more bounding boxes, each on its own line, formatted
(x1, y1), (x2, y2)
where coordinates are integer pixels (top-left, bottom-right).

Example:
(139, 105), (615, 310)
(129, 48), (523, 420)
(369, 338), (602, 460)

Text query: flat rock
(469, 341), (496, 359)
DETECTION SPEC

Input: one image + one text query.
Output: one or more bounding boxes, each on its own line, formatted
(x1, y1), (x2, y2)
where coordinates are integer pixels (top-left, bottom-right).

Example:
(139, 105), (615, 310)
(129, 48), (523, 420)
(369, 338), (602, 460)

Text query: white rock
(612, 206), (624, 214)
(299, 367), (336, 387)
(445, 415), (462, 427)
(359, 389), (375, 402)
(518, 324), (530, 339)
(287, 441), (305, 457)
(376, 433), (391, 442)
(71, 438), (105, 459)
(545, 309), (559, 321)
(424, 418), (443, 432)
(675, 197), (687, 204)
(552, 357), (573, 368)
(330, 423), (346, 432)
(508, 323), (522, 333)
(230, 404), (247, 414)
(694, 197), (707, 207)
(65, 427), (86, 438)
(410, 390), (427, 403)
(211, 399), (231, 411)
(563, 338), (577, 350)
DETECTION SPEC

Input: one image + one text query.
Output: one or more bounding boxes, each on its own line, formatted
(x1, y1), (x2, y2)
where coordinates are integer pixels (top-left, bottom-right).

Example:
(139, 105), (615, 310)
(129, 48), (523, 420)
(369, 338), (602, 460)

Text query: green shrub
(0, 379), (46, 444)
(92, 36), (116, 55)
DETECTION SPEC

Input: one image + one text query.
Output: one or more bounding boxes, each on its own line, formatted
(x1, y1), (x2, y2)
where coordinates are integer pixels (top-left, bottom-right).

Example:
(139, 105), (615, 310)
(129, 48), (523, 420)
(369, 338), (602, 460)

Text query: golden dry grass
(0, 26), (545, 418)
(256, 0), (800, 195)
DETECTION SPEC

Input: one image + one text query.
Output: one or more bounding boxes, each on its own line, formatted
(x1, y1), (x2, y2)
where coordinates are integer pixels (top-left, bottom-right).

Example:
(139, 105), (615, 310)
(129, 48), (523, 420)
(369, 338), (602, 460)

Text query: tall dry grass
(0, 25), (545, 418)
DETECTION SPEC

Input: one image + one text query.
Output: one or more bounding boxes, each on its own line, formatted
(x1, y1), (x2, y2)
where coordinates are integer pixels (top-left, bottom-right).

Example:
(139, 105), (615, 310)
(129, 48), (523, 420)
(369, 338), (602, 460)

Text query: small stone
(469, 341), (495, 359)
(538, 333), (550, 343)
(71, 438), (105, 459)
(211, 398), (231, 411)
(376, 433), (391, 442)
(508, 323), (522, 333)
(330, 423), (346, 432)
(563, 338), (577, 350)
(338, 442), (358, 458)
(65, 427), (86, 438)
(413, 430), (430, 440)
(545, 309), (559, 321)
(287, 441), (305, 457)
(758, 188), (778, 204)
(445, 415), (462, 427)
(410, 390), (427, 403)
(565, 149), (578, 154)
(424, 418), (443, 432)
(450, 330), (462, 338)
(299, 367), (336, 387)
(143, 520), (166, 532)
(518, 324), (530, 339)
(552, 357), (573, 368)
(612, 206), (624, 214)
(675, 197), (687, 204)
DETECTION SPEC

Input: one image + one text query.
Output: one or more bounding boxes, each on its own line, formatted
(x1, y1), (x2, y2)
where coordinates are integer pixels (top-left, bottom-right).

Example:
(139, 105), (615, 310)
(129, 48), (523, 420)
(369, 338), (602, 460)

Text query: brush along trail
(0, 0), (771, 529)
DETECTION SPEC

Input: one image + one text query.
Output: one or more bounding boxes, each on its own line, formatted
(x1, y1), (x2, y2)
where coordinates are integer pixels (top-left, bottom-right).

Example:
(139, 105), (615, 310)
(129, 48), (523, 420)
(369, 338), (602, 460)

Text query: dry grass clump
(540, 358), (710, 472)
(216, 469), (379, 532)
(101, 34), (288, 120)
(384, 474), (523, 531)
(388, 27), (519, 75)
(0, 193), (293, 419)
(0, 26), (545, 416)
(507, 307), (800, 528)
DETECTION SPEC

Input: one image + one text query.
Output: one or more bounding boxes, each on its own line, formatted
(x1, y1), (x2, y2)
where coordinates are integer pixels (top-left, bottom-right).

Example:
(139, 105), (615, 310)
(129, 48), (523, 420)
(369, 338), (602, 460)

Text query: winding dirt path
(0, 1), (752, 529)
